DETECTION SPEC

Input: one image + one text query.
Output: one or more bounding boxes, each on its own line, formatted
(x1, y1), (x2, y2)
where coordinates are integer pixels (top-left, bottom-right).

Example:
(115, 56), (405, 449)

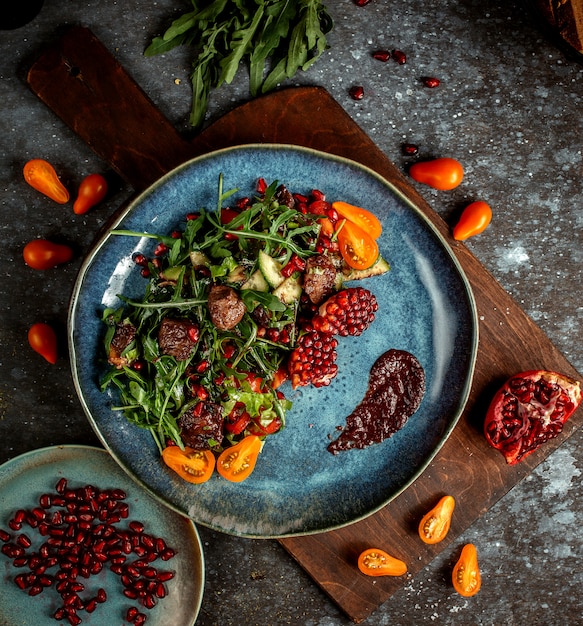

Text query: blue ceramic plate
(0, 446), (204, 625)
(69, 145), (478, 538)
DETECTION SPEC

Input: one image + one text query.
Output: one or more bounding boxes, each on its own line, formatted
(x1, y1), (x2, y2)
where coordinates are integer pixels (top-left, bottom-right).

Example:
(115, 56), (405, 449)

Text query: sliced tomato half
(336, 219), (379, 270)
(332, 201), (383, 239)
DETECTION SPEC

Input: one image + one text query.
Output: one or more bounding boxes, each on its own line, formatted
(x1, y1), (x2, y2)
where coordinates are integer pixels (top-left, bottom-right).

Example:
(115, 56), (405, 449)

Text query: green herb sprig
(145, 0), (333, 129)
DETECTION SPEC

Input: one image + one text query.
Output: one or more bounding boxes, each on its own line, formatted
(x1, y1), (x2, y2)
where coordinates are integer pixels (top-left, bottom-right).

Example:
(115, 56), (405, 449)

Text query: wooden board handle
(27, 25), (194, 190)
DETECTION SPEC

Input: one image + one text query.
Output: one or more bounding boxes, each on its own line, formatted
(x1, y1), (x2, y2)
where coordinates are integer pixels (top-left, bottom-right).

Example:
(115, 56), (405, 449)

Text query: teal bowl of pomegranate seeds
(0, 446), (204, 625)
(69, 144), (478, 538)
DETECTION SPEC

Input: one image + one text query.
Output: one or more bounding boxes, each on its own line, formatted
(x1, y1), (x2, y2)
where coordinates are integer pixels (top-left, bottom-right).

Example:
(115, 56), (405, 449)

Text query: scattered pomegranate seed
(402, 142), (419, 156)
(392, 49), (407, 64)
(154, 243), (168, 256)
(256, 178), (267, 194)
(349, 85), (365, 100)
(353, 0), (371, 5)
(0, 479), (176, 625)
(422, 76), (440, 88)
(372, 49), (391, 62)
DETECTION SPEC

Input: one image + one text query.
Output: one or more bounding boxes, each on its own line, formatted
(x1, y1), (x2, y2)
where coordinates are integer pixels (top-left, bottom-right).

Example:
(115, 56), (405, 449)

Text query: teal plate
(0, 446), (204, 625)
(69, 145), (479, 538)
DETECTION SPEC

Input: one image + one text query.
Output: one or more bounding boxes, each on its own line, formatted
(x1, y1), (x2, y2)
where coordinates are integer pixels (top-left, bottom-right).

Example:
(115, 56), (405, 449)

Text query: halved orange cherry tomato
(161, 446), (215, 484)
(217, 435), (262, 483)
(28, 322), (58, 364)
(357, 548), (407, 577)
(73, 173), (108, 215)
(23, 239), (73, 270)
(419, 495), (455, 544)
(332, 201), (383, 239)
(409, 157), (464, 190)
(453, 201), (492, 241)
(23, 159), (70, 204)
(452, 543), (481, 597)
(336, 219), (379, 270)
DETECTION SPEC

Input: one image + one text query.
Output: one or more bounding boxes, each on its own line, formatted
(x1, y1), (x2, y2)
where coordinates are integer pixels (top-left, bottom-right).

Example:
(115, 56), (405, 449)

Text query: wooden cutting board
(27, 26), (583, 623)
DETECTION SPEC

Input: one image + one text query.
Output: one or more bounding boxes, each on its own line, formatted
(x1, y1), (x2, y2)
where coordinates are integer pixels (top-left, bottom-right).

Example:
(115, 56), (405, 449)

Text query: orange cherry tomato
(453, 201), (492, 241)
(161, 446), (215, 484)
(23, 239), (73, 270)
(73, 173), (108, 215)
(23, 159), (70, 204)
(409, 157), (464, 190)
(332, 201), (383, 239)
(357, 548), (407, 577)
(28, 323), (58, 364)
(217, 435), (262, 483)
(418, 495), (455, 544)
(452, 543), (481, 597)
(336, 219), (379, 270)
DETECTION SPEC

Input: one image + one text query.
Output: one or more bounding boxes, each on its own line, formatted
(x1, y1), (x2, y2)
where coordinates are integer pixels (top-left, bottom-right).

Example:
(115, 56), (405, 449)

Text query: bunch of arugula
(101, 178), (321, 453)
(144, 0), (333, 129)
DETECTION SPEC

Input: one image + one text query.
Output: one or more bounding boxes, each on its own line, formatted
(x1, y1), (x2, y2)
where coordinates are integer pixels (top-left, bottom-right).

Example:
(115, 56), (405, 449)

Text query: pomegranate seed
(256, 178), (267, 193)
(372, 49), (391, 62)
(154, 243), (168, 256)
(402, 142), (419, 156)
(353, 0), (371, 5)
(422, 76), (440, 88)
(392, 49), (407, 64)
(0, 481), (177, 623)
(127, 606), (139, 620)
(349, 85), (364, 100)
(134, 613), (147, 626)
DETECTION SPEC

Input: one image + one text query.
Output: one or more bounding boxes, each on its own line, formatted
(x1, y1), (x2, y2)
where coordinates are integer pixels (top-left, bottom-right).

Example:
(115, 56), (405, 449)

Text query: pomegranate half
(484, 370), (582, 465)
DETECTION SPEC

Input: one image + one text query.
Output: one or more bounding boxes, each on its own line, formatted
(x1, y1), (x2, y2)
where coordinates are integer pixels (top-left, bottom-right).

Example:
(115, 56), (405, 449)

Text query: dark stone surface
(1, 1), (582, 624)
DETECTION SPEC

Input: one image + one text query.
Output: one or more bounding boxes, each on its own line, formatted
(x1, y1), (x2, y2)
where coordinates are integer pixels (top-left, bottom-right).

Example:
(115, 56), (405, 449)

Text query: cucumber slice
(343, 256), (390, 281)
(273, 275), (303, 304)
(226, 264), (247, 285)
(258, 250), (284, 288)
(241, 269), (269, 292)
(189, 250), (210, 268)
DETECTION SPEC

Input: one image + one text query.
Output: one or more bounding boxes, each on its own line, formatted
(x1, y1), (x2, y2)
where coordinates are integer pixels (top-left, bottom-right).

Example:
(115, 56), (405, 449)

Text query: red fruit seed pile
(0, 478), (176, 626)
(288, 287), (378, 389)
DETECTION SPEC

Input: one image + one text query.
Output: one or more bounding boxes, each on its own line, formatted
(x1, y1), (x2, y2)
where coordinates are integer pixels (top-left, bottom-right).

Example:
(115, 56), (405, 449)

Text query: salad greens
(100, 177), (320, 453)
(144, 0), (334, 129)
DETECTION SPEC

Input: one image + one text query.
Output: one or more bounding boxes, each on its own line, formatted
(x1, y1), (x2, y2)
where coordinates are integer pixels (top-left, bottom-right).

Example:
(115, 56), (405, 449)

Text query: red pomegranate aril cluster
(312, 287), (378, 337)
(288, 328), (338, 389)
(0, 478), (176, 625)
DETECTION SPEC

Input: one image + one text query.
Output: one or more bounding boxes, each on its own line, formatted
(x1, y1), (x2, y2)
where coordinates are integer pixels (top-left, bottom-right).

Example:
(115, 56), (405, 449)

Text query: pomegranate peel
(484, 370), (582, 465)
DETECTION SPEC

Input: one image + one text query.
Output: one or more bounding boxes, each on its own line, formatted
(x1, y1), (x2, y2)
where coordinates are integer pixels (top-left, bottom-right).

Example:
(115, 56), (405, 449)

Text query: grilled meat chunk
(157, 317), (199, 361)
(108, 321), (137, 369)
(303, 254), (337, 304)
(178, 401), (224, 450)
(207, 285), (246, 330)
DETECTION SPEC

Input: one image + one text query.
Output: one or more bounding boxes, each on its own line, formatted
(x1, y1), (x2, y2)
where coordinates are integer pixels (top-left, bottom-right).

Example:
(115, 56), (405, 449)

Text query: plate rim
(0, 444), (205, 624)
(68, 143), (479, 538)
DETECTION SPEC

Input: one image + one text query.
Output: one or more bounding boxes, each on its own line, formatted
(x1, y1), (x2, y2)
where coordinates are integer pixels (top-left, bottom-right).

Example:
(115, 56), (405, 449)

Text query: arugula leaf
(145, 0), (333, 129)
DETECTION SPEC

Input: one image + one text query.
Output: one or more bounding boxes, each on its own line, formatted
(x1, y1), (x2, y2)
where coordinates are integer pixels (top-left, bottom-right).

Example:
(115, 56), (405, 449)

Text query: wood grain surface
(27, 26), (583, 623)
